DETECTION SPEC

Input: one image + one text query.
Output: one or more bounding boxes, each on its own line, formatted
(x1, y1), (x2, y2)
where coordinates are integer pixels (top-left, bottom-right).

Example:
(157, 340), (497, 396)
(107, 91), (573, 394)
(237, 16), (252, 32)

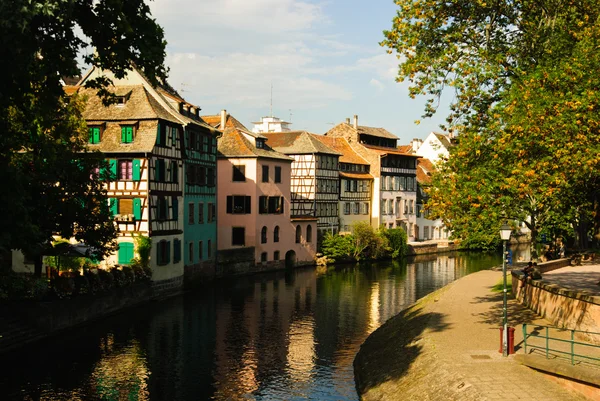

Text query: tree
(383, 0), (600, 250)
(0, 1), (167, 272)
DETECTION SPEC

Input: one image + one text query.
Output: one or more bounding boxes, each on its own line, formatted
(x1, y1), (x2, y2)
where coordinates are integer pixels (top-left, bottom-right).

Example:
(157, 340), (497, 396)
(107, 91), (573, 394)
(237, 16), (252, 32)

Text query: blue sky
(148, 0), (452, 144)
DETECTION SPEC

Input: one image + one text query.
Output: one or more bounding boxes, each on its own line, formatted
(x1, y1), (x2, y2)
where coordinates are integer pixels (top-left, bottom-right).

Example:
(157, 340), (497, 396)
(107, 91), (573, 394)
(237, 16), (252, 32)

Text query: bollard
(499, 327), (516, 354)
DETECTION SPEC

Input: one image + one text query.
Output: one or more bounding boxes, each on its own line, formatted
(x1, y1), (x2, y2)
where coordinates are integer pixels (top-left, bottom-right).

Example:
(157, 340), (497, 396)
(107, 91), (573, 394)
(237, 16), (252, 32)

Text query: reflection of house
(263, 131), (341, 239)
(313, 136), (373, 233)
(415, 158), (449, 241)
(74, 67), (189, 289)
(325, 116), (419, 241)
(214, 112), (316, 272)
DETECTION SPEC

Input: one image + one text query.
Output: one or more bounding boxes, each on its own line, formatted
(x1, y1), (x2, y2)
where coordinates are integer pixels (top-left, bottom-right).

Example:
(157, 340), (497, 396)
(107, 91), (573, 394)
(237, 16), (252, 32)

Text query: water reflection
(1, 251), (500, 401)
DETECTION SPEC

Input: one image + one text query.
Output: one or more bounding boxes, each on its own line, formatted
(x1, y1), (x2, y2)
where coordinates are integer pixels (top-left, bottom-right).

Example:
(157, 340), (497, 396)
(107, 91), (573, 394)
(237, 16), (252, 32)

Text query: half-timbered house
(313, 136), (373, 233)
(262, 131), (341, 240)
(74, 67), (191, 292)
(325, 115), (420, 240)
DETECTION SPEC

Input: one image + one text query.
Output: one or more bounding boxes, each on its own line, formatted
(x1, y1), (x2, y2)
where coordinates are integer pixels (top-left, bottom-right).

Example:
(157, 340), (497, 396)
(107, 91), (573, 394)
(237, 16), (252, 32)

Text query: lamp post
(500, 223), (512, 356)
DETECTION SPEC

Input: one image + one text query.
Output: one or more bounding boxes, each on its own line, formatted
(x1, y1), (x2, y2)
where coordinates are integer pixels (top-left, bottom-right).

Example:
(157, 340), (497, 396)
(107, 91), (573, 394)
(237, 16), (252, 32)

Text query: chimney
(220, 109), (227, 129)
(353, 115), (358, 129)
(345, 118), (350, 124)
(412, 139), (420, 152)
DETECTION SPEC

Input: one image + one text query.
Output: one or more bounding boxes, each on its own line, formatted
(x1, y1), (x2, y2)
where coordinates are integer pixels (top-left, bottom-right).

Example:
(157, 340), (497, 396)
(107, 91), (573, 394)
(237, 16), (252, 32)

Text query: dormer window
(256, 139), (265, 149)
(89, 126), (101, 144)
(121, 125), (134, 143)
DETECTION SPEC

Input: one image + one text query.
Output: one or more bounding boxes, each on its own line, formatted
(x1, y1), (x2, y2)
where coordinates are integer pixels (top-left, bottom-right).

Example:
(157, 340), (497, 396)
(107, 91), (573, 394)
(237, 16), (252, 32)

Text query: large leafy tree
(382, 0), (600, 250)
(0, 0), (168, 273)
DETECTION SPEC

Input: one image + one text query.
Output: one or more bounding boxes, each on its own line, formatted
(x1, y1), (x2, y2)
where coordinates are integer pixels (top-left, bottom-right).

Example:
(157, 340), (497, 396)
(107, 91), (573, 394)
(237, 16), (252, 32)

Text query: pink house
(215, 119), (316, 273)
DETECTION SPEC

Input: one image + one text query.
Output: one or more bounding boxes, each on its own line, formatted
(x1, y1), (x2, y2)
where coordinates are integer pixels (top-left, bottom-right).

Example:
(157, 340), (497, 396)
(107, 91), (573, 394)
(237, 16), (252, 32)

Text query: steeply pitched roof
(217, 128), (293, 161)
(340, 171), (373, 180)
(202, 113), (250, 131)
(357, 125), (398, 140)
(397, 145), (413, 153)
(312, 135), (369, 165)
(417, 158), (435, 184)
(362, 144), (420, 157)
(75, 86), (181, 124)
(433, 132), (452, 149)
(265, 131), (341, 155)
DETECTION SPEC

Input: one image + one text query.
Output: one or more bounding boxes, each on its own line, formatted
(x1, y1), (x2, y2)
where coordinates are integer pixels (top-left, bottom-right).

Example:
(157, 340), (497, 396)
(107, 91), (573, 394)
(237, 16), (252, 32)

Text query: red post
(499, 327), (516, 354)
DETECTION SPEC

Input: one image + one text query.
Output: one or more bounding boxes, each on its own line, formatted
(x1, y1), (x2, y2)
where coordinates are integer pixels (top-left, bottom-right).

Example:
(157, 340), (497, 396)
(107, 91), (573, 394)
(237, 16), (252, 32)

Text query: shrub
(73, 275), (90, 296)
(84, 270), (102, 294)
(0, 274), (49, 301)
(122, 266), (135, 284)
(110, 267), (127, 287)
(382, 228), (409, 259)
(51, 277), (75, 299)
(97, 269), (114, 291)
(321, 232), (354, 263)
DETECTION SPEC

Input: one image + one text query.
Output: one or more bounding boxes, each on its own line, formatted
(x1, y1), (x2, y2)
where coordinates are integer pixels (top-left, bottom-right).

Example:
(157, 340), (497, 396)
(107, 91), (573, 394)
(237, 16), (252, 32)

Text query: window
(157, 240), (170, 266)
(256, 139), (264, 149)
(306, 225), (312, 243)
(345, 180), (350, 192)
(274, 166), (281, 183)
(119, 160), (133, 180)
(119, 199), (133, 216)
(198, 203), (204, 224)
(232, 227), (245, 246)
(232, 164), (245, 181)
(199, 240), (203, 260)
(198, 166), (206, 186)
(344, 202), (350, 215)
(170, 161), (178, 183)
(295, 225), (301, 243)
(121, 126), (134, 143)
(424, 226), (429, 239)
(156, 197), (168, 221)
(389, 199), (394, 215)
(174, 239), (181, 263)
(171, 127), (178, 147)
(171, 197), (178, 221)
(155, 159), (165, 182)
(410, 200), (414, 214)
(353, 202), (359, 214)
(89, 127), (101, 144)
(188, 203), (194, 224)
(363, 203), (369, 215)
(118, 242), (134, 265)
(261, 226), (267, 244)
(207, 168), (215, 187)
(157, 123), (167, 146)
(261, 252), (268, 263)
(262, 165), (269, 183)
(207, 240), (212, 258)
(258, 196), (283, 214)
(274, 251), (280, 261)
(226, 195), (251, 214)
(208, 203), (215, 222)
(381, 200), (386, 215)
(351, 180), (357, 192)
(274, 226), (280, 242)
(189, 242), (194, 263)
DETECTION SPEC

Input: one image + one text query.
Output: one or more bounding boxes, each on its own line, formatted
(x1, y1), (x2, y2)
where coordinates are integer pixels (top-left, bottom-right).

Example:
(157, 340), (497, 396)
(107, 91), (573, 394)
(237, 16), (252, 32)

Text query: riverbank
(353, 270), (589, 400)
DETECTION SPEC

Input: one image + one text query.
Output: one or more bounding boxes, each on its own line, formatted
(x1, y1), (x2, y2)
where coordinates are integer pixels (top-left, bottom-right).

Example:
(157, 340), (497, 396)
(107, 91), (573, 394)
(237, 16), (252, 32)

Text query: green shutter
(157, 123), (161, 145)
(166, 241), (171, 264)
(174, 239), (181, 263)
(109, 159), (117, 179)
(109, 198), (118, 216)
(156, 242), (162, 264)
(89, 127), (100, 144)
(133, 198), (142, 220)
(133, 159), (141, 181)
(118, 242), (134, 264)
(126, 126), (133, 143)
(172, 197), (178, 221)
(121, 126), (126, 142)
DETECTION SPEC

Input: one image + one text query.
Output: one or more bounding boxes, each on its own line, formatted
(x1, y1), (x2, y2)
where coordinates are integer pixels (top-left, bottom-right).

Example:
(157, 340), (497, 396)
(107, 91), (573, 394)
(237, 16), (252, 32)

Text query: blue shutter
(132, 159), (141, 181)
(133, 198), (142, 220)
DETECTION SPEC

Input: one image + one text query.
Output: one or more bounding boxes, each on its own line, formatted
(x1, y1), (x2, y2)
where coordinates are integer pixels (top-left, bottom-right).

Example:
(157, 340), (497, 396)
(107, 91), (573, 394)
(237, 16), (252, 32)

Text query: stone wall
(407, 242), (457, 256)
(512, 268), (600, 342)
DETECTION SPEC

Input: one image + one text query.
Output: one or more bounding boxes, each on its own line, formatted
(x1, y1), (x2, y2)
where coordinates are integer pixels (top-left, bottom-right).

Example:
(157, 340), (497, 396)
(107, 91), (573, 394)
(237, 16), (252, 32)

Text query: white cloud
(369, 78), (385, 92)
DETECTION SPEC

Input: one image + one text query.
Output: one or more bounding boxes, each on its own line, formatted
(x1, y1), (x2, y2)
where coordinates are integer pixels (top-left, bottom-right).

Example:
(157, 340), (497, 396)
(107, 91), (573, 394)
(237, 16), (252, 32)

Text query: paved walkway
(354, 269), (595, 400)
(542, 264), (600, 294)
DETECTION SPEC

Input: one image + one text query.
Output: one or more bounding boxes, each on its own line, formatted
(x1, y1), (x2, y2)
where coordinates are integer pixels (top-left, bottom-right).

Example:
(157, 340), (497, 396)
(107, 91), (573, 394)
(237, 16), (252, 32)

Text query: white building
(252, 116), (291, 133)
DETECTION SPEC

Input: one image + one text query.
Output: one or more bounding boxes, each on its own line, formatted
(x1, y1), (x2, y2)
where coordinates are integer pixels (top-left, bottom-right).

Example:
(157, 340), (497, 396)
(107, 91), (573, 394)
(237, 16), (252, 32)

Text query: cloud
(369, 78), (385, 92)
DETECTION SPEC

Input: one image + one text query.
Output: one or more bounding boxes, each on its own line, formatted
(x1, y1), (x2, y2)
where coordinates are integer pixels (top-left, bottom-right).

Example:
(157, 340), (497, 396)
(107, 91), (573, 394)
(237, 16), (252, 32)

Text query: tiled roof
(265, 131), (341, 155)
(362, 144), (420, 157)
(417, 158), (435, 184)
(217, 128), (293, 161)
(312, 135), (369, 165)
(76, 86), (181, 124)
(340, 171), (373, 180)
(397, 145), (413, 154)
(357, 125), (398, 140)
(202, 113), (250, 131)
(86, 119), (159, 153)
(433, 132), (452, 149)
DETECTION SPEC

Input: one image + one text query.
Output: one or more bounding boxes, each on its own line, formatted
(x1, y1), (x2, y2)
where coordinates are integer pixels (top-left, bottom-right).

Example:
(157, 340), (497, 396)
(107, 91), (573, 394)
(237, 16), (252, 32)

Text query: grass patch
(491, 275), (512, 294)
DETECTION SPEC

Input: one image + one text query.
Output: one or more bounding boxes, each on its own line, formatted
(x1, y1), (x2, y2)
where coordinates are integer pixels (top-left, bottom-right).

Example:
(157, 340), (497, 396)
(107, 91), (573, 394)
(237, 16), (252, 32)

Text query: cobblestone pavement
(424, 270), (590, 400)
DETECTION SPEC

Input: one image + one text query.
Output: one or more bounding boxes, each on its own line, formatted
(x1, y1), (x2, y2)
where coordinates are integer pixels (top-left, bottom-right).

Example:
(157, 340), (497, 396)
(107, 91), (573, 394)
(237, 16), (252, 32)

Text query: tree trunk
(34, 254), (43, 277)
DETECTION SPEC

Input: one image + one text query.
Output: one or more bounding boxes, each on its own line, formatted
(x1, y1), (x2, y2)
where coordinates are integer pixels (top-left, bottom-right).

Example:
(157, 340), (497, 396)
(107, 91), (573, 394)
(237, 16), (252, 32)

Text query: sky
(147, 0), (452, 144)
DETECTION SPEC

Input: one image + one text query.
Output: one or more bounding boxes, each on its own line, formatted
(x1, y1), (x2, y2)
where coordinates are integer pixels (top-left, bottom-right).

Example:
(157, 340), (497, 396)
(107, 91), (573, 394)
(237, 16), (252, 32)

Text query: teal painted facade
(183, 125), (218, 270)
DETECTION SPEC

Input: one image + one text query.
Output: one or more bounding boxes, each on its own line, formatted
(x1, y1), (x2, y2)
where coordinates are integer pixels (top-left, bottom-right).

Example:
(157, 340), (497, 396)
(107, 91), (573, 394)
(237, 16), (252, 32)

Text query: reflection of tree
(92, 336), (149, 401)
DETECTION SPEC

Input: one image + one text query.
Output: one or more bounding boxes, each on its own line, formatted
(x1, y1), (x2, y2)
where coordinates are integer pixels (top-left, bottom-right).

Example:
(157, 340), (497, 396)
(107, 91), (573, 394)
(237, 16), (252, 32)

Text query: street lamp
(500, 222), (512, 357)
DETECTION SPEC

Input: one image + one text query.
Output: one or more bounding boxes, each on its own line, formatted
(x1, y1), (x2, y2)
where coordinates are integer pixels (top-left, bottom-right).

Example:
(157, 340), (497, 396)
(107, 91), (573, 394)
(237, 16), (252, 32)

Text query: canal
(2, 251), (502, 400)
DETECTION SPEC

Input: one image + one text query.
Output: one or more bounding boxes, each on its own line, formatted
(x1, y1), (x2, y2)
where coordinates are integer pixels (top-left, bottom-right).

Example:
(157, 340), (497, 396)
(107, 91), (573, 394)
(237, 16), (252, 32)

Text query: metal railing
(522, 324), (600, 367)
